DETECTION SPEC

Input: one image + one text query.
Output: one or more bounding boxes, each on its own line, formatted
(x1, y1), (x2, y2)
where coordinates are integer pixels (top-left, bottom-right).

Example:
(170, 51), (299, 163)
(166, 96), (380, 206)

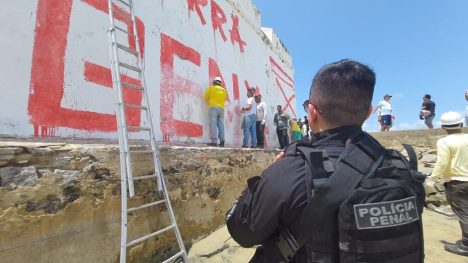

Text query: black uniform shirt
(226, 125), (362, 262)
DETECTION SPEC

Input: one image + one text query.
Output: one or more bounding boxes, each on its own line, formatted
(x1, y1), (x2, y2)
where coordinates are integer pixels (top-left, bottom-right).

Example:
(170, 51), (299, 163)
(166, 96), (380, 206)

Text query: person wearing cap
(421, 94), (436, 129)
(204, 77), (227, 147)
(241, 88), (257, 148)
(254, 94), (267, 148)
(464, 90), (468, 126)
(428, 111), (468, 256)
(373, 94), (393, 131)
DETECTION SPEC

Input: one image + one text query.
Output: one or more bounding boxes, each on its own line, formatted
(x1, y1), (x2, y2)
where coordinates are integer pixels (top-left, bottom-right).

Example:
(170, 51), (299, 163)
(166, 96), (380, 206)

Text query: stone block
(54, 169), (80, 187)
(424, 184), (436, 195)
(420, 153), (437, 164)
(28, 147), (55, 156)
(418, 167), (433, 176)
(424, 162), (435, 168)
(435, 182), (445, 192)
(0, 147), (24, 155)
(0, 166), (39, 187)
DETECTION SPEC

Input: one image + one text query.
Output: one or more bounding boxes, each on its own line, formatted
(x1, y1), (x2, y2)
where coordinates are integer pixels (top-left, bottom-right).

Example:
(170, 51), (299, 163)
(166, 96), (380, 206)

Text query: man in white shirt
(241, 88), (257, 148)
(255, 94), (267, 148)
(465, 90), (468, 126)
(373, 94), (393, 131)
(428, 111), (468, 256)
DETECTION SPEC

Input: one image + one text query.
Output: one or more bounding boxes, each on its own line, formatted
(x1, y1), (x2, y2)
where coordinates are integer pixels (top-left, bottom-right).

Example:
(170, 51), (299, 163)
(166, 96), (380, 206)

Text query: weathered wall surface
(0, 0), (295, 147)
(0, 140), (278, 262)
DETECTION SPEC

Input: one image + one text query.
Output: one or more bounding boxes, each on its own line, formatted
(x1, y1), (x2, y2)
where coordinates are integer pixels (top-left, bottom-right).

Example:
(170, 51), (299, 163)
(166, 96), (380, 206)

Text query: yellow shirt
(431, 133), (468, 182)
(204, 84), (227, 109)
(291, 121), (300, 132)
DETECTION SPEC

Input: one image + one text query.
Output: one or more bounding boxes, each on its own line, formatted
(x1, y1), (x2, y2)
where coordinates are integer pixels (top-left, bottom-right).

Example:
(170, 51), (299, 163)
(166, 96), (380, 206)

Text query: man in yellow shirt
(290, 118), (301, 142)
(428, 111), (468, 256)
(204, 77), (227, 147)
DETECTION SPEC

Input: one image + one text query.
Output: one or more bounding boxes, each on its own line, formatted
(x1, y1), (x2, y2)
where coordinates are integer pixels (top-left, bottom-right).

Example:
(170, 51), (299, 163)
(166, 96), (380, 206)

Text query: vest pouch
(338, 182), (423, 263)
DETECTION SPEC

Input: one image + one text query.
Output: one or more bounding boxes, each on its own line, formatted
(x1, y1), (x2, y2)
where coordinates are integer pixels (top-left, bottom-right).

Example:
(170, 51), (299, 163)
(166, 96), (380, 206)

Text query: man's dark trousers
(256, 121), (265, 147)
(276, 128), (289, 148)
(445, 181), (468, 247)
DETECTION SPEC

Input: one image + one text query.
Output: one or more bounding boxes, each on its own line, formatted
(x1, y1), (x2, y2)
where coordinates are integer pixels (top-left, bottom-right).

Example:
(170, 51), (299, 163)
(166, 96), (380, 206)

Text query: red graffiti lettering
(232, 74), (241, 114)
(187, 0), (208, 25)
(208, 58), (229, 102)
(210, 0), (227, 41)
(229, 14), (246, 53)
(270, 57), (296, 117)
(83, 62), (142, 127)
(28, 0), (145, 136)
(270, 57), (294, 87)
(160, 33), (203, 142)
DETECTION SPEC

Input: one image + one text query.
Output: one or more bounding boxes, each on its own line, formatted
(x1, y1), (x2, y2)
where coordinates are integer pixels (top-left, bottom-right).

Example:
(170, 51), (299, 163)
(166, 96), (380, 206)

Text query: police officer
(225, 60), (422, 262)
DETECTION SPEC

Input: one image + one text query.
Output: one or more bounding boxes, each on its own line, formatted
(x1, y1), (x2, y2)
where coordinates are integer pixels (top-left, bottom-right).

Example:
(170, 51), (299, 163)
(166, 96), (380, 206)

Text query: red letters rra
(188, 0), (247, 53)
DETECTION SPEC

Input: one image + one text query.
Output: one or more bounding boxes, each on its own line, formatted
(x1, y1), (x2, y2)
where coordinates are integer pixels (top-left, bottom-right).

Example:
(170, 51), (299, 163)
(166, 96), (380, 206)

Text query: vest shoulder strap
(402, 144), (418, 170)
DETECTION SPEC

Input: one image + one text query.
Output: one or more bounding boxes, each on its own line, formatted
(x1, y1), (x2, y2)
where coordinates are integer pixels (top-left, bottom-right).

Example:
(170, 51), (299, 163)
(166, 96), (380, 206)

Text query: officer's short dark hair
(309, 59), (375, 126)
(424, 94), (431, 99)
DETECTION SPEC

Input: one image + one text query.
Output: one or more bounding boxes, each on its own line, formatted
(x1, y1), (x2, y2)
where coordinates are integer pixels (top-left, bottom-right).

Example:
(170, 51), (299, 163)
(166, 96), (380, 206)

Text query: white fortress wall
(0, 0), (295, 147)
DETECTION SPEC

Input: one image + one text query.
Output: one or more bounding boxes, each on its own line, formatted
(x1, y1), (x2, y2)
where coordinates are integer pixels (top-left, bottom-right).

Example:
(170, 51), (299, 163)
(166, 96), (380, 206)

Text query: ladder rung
(119, 62), (141, 73)
(133, 174), (157, 181)
(114, 25), (135, 38)
(116, 0), (131, 8)
(129, 150), (153, 154)
(120, 81), (143, 90)
(127, 125), (150, 131)
(127, 199), (166, 212)
(116, 43), (138, 56)
(162, 251), (184, 263)
(123, 103), (147, 110)
(111, 7), (130, 20)
(127, 224), (175, 247)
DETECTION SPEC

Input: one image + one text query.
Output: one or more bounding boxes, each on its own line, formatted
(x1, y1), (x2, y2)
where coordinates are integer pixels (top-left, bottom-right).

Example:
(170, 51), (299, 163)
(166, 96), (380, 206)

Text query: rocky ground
(188, 208), (467, 263)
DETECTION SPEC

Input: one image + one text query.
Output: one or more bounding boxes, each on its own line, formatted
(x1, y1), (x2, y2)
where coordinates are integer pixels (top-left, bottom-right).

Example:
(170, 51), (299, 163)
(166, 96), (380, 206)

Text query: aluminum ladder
(106, 0), (188, 262)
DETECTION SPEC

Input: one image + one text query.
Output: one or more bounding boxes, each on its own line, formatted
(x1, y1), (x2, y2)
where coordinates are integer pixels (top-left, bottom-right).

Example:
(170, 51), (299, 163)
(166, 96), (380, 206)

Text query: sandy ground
(188, 208), (467, 263)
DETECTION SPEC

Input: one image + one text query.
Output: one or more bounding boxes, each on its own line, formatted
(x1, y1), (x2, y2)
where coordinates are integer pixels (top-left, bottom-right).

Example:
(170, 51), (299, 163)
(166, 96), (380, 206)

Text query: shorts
(424, 115), (434, 126)
(381, 115), (392, 126)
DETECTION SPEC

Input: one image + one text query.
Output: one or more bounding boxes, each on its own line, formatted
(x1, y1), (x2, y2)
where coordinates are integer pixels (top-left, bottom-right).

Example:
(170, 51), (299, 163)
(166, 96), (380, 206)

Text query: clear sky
(253, 0), (468, 131)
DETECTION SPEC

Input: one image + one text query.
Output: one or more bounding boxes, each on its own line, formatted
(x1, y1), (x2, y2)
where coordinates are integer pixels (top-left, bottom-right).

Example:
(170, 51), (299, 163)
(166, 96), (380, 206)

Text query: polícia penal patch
(353, 196), (419, 230)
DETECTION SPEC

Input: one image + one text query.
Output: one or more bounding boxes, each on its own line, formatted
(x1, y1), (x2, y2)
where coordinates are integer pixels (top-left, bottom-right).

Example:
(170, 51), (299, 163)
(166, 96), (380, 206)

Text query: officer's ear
(365, 105), (373, 120)
(309, 103), (319, 122)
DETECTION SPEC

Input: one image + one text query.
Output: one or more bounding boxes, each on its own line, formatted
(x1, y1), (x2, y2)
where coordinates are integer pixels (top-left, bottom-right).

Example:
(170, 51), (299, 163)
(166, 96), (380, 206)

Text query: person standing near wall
(373, 94), (393, 131)
(465, 90), (468, 125)
(290, 118), (301, 142)
(300, 119), (308, 139)
(421, 94), (436, 129)
(427, 111), (468, 256)
(254, 94), (267, 148)
(241, 88), (257, 148)
(273, 105), (290, 149)
(204, 77), (227, 147)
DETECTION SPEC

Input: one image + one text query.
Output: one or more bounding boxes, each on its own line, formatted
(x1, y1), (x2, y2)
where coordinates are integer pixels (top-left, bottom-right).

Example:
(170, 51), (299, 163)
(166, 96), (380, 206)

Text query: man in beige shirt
(428, 111), (468, 256)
